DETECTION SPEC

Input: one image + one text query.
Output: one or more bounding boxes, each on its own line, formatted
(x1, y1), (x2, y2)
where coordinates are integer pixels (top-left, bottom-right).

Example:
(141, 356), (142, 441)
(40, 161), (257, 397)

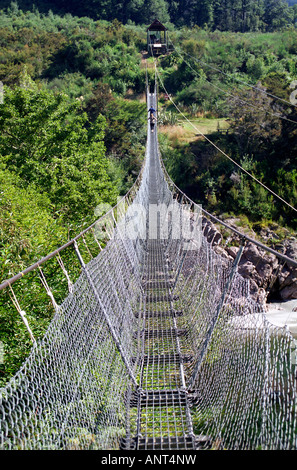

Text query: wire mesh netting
(0, 88), (297, 450)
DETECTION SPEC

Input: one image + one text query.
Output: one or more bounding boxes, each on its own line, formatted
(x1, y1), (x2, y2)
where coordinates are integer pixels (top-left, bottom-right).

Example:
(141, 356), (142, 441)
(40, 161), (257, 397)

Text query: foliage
(0, 8), (149, 384)
(0, 167), (68, 385)
(0, 83), (118, 222)
(0, 0), (296, 31)
(157, 26), (297, 231)
(0, 0), (297, 387)
(0, 168), (67, 276)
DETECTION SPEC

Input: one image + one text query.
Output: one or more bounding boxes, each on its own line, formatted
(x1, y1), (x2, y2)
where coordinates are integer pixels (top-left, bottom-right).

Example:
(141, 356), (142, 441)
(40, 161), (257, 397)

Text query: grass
(159, 117), (229, 143)
(179, 117), (229, 136)
(159, 124), (194, 143)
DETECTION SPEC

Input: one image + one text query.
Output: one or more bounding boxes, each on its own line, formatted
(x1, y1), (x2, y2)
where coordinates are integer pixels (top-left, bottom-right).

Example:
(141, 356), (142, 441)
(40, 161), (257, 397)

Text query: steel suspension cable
(169, 38), (297, 126)
(168, 35), (297, 110)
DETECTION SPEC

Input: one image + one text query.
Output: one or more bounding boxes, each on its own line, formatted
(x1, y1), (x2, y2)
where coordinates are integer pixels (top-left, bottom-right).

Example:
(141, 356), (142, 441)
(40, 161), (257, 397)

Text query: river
(266, 299), (297, 338)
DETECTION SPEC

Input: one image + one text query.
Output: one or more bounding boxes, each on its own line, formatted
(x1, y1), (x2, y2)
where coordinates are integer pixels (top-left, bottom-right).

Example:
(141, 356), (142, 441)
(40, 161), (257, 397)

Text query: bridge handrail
(1, 87), (296, 295)
(0, 158), (146, 293)
(158, 149), (297, 268)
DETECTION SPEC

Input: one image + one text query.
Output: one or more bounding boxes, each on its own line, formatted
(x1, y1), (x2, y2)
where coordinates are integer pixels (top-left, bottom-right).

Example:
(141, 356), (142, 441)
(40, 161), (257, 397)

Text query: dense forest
(1, 0), (297, 31)
(0, 1), (297, 383)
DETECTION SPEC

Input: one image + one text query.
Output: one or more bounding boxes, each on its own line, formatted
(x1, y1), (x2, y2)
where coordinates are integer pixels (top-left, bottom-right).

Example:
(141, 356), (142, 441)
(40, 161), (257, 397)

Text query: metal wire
(0, 87), (297, 451)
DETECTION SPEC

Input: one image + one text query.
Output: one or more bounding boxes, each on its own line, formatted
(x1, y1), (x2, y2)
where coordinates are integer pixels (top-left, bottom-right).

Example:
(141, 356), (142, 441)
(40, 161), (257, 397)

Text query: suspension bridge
(0, 80), (297, 451)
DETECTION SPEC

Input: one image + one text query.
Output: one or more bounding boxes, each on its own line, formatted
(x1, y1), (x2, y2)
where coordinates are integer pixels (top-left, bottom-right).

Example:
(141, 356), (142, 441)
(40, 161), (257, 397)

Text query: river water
(266, 299), (297, 338)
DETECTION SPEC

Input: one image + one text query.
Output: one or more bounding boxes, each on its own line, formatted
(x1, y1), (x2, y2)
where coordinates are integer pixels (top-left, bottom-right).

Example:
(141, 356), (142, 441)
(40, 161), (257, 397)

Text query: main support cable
(168, 37), (297, 126)
(1, 80), (297, 451)
(154, 63), (297, 215)
(168, 35), (297, 110)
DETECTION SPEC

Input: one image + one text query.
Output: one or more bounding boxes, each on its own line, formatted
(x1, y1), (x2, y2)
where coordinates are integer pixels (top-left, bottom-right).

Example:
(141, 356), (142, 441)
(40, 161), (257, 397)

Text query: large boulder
(203, 216), (297, 303)
(202, 217), (222, 246)
(216, 236), (296, 303)
(274, 239), (297, 301)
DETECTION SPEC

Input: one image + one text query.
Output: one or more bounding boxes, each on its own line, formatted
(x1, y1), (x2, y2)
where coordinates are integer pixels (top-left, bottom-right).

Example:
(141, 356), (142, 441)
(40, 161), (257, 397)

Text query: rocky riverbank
(266, 299), (297, 338)
(202, 216), (297, 305)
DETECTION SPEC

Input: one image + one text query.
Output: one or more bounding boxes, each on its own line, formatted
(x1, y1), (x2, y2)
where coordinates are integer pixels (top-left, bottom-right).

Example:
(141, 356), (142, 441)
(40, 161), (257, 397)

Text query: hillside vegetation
(157, 27), (297, 232)
(0, 2), (296, 384)
(1, 0), (297, 31)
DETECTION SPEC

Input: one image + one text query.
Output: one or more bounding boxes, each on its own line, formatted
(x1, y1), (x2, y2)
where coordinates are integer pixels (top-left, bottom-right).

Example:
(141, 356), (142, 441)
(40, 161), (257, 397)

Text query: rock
(226, 246), (239, 258)
(244, 242), (263, 265)
(259, 227), (280, 242)
(263, 252), (279, 270)
(249, 279), (259, 296)
(256, 261), (273, 282)
(278, 265), (291, 286)
(280, 284), (297, 301)
(213, 245), (233, 262)
(202, 217), (222, 246)
(284, 238), (297, 259)
(212, 232), (222, 245)
(239, 238), (297, 301)
(203, 216), (297, 303)
(238, 261), (255, 277)
(249, 280), (267, 305)
(279, 268), (297, 288)
(276, 240), (297, 300)
(258, 288), (267, 305)
(278, 267), (297, 300)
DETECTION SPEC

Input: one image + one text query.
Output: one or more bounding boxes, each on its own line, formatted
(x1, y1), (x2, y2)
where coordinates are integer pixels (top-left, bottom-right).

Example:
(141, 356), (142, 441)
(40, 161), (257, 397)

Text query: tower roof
(147, 19), (167, 31)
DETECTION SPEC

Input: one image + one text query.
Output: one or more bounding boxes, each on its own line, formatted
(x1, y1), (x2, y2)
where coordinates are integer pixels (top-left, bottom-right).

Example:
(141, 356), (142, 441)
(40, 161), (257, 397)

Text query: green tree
(227, 84), (282, 158)
(193, 0), (214, 27)
(263, 0), (293, 30)
(0, 83), (118, 222)
(145, 0), (170, 23)
(212, 0), (235, 30)
(0, 166), (69, 385)
(231, 0), (265, 32)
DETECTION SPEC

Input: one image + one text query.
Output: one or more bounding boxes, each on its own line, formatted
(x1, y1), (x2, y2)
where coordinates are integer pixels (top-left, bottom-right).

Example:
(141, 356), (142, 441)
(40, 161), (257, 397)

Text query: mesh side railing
(154, 127), (297, 450)
(1, 86), (297, 451)
(0, 271), (133, 450)
(0, 113), (153, 450)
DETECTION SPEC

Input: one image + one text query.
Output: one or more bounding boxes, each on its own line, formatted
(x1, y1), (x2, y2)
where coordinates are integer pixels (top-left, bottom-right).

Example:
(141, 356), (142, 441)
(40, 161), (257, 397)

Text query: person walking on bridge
(148, 106), (157, 121)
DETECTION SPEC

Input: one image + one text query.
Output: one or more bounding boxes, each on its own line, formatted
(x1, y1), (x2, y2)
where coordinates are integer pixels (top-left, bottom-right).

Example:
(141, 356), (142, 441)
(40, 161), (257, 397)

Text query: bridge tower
(147, 19), (168, 56)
